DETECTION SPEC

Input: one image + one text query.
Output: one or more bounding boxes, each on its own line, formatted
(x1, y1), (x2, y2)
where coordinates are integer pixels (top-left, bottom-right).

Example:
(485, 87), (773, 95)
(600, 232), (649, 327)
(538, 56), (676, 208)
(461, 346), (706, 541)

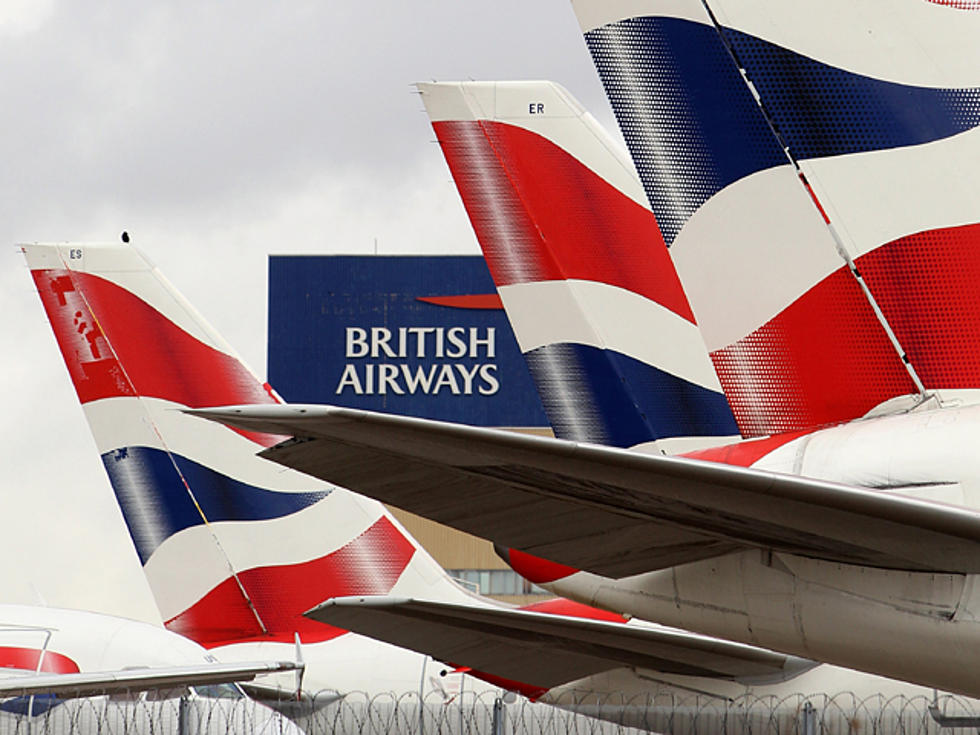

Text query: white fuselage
(210, 633), (486, 699)
(542, 399), (980, 698)
(0, 604), (300, 734)
(544, 659), (979, 732)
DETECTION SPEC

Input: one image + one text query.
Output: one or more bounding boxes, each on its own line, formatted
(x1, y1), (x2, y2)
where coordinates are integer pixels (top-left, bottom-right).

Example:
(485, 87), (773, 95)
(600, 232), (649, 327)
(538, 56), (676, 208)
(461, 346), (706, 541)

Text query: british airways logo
(335, 295), (502, 396)
(269, 256), (548, 426)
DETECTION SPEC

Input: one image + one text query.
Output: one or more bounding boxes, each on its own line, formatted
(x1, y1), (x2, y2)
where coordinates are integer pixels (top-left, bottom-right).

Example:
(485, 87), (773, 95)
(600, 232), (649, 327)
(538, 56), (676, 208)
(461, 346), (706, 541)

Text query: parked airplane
(190, 5), (980, 694)
(0, 603), (301, 733)
(189, 77), (980, 720)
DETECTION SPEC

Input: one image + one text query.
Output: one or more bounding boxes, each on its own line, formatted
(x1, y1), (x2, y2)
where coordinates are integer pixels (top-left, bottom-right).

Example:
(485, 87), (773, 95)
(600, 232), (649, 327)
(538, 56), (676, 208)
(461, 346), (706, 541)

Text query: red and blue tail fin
(23, 242), (464, 647)
(573, 0), (980, 436)
(418, 81), (738, 452)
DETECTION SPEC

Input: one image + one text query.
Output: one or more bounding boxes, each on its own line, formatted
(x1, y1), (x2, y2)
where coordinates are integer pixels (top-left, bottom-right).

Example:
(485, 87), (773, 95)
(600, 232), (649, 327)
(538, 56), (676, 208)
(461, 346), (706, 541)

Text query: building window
(447, 569), (549, 596)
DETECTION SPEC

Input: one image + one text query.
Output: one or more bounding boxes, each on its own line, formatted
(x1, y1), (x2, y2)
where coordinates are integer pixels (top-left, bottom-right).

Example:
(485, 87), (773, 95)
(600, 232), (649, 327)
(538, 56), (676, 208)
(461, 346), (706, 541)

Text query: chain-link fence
(3, 688), (980, 734)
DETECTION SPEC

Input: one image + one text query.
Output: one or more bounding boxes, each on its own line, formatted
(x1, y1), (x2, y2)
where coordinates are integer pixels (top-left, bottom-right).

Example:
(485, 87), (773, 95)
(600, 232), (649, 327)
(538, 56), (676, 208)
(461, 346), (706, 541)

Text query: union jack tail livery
(573, 0), (980, 437)
(22, 242), (467, 654)
(417, 81), (738, 451)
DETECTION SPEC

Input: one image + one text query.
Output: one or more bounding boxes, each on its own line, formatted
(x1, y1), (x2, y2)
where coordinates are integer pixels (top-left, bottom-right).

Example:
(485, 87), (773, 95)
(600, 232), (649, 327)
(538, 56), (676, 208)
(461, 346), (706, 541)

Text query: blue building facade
(268, 255), (548, 427)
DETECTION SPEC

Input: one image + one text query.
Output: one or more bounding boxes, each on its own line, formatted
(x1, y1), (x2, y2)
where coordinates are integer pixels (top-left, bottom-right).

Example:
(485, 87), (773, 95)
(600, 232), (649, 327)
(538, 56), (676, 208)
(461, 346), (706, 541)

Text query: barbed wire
(2, 688), (980, 734)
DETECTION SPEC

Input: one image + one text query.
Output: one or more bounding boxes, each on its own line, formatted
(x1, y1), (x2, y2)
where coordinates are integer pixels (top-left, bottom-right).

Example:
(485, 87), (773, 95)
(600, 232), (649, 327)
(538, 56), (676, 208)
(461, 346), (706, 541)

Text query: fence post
(418, 656), (429, 735)
(801, 701), (817, 735)
(178, 695), (188, 735)
(493, 697), (506, 735)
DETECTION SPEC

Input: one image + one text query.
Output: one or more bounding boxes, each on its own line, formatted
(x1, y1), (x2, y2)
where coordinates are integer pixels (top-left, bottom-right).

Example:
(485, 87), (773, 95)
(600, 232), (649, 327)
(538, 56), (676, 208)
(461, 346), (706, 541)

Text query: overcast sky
(0, 2), (616, 622)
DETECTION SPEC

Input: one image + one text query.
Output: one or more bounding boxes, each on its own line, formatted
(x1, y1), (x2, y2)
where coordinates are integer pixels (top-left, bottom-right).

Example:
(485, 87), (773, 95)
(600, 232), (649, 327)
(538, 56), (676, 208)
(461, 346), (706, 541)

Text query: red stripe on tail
(924, 1), (980, 9)
(710, 265), (916, 437)
(433, 120), (696, 322)
(860, 222), (980, 389)
(32, 268), (282, 446)
(711, 222), (980, 437)
(165, 516), (416, 647)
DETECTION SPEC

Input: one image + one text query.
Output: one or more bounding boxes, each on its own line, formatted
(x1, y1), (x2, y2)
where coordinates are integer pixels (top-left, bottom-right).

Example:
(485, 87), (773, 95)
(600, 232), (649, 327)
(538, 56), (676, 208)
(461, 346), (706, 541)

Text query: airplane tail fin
(417, 81), (738, 451)
(573, 0), (980, 436)
(23, 242), (465, 647)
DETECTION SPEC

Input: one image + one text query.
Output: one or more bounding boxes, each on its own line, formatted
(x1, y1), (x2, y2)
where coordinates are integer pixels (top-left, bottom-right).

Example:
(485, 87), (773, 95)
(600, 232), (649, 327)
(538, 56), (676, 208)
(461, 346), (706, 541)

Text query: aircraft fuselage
(545, 396), (980, 698)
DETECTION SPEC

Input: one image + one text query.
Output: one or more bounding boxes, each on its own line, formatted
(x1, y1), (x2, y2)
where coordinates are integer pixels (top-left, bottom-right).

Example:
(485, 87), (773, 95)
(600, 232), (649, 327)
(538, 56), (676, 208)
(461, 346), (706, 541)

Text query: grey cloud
(0, 0), (618, 618)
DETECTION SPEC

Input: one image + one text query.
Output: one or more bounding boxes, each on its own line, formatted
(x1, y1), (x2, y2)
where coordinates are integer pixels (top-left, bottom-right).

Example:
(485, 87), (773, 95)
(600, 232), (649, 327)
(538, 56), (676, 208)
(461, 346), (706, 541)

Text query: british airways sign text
(336, 326), (499, 395)
(268, 255), (547, 427)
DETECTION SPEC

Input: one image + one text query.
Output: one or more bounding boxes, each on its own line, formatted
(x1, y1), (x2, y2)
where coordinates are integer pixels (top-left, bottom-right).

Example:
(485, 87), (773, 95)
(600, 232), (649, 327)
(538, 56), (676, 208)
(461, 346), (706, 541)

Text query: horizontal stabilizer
(189, 405), (980, 576)
(0, 660), (299, 699)
(306, 597), (806, 688)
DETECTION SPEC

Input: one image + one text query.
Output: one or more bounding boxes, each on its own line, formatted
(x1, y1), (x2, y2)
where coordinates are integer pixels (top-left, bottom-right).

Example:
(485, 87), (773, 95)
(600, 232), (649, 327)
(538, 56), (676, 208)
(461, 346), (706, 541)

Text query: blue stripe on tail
(102, 446), (329, 564)
(584, 16), (980, 245)
(584, 16), (786, 245)
(722, 27), (980, 161)
(523, 343), (737, 449)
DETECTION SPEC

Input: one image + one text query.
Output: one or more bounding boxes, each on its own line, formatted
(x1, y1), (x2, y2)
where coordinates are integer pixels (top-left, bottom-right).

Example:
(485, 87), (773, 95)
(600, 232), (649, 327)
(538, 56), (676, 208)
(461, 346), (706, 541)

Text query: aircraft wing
(0, 660), (299, 699)
(188, 405), (980, 576)
(305, 596), (811, 687)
